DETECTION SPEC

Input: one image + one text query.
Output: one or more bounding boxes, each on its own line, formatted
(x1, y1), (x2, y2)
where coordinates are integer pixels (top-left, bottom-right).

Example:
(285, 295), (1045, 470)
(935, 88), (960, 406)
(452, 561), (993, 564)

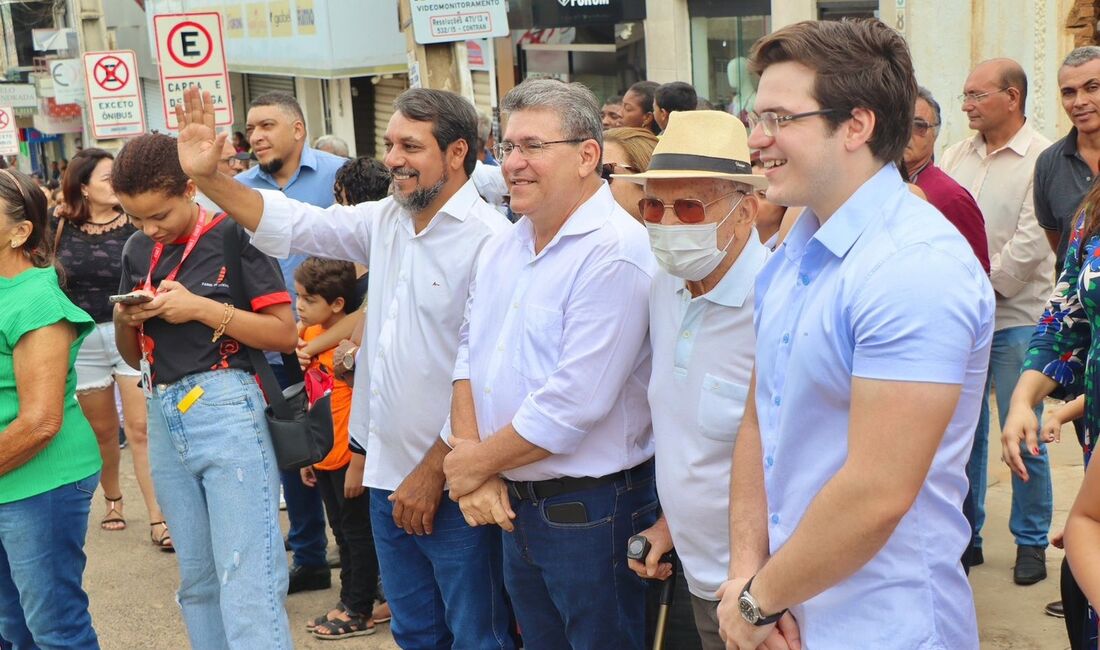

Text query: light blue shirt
(753, 164), (993, 649)
(237, 145), (345, 366)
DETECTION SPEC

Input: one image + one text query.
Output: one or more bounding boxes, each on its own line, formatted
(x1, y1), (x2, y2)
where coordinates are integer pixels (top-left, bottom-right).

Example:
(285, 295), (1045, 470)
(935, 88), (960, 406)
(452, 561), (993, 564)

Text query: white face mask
(645, 194), (744, 281)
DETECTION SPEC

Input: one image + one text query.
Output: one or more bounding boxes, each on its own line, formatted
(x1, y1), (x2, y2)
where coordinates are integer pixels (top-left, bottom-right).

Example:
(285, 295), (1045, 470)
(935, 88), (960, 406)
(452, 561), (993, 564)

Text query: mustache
(391, 167), (420, 177)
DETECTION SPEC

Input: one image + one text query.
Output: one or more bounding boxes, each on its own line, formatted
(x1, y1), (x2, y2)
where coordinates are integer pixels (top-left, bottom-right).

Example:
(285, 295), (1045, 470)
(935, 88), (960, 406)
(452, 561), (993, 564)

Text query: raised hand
(175, 87), (227, 181)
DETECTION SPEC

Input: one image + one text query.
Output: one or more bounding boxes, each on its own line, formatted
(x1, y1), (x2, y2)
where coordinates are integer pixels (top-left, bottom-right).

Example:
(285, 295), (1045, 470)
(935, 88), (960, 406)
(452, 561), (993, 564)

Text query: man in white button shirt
(941, 58), (1055, 584)
(173, 86), (514, 649)
(614, 110), (769, 650)
(440, 78), (658, 649)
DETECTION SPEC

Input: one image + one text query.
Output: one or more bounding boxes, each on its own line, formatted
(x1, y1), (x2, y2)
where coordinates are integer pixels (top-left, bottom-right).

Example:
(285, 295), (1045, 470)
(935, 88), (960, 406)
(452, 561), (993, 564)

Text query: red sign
(166, 21), (214, 68)
(0, 110), (9, 130)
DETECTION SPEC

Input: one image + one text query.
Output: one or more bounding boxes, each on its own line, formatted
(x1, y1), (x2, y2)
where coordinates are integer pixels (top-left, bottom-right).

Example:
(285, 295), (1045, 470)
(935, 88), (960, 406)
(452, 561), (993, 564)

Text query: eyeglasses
(912, 118), (939, 136)
(957, 87), (1009, 104)
(747, 109), (844, 138)
(601, 162), (637, 181)
(638, 190), (744, 224)
(495, 139), (586, 160)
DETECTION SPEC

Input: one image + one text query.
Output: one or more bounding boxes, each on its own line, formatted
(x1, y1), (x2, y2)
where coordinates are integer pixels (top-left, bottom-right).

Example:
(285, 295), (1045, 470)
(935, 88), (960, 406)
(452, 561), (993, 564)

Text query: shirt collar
(435, 177), (480, 222)
(969, 119), (1035, 158)
(256, 145), (318, 188)
(685, 233), (768, 308)
(1061, 127), (1082, 158)
(805, 163), (903, 259)
(516, 183), (613, 252)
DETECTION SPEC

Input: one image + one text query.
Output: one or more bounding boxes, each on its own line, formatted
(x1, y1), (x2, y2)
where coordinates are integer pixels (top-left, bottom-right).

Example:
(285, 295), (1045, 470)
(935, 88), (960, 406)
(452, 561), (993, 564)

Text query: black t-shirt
(53, 214), (137, 324)
(119, 214), (290, 385)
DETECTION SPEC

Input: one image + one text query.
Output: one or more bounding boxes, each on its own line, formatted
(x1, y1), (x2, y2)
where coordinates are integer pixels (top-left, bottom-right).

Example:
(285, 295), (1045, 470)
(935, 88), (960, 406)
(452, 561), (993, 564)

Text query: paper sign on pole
(409, 0), (509, 44)
(153, 12), (233, 129)
(82, 50), (147, 139)
(0, 106), (18, 156)
(51, 59), (85, 105)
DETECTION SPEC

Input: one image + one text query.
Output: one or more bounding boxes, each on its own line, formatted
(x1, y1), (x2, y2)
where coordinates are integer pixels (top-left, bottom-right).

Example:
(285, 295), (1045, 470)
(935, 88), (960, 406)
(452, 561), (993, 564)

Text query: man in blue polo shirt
(236, 90), (346, 594)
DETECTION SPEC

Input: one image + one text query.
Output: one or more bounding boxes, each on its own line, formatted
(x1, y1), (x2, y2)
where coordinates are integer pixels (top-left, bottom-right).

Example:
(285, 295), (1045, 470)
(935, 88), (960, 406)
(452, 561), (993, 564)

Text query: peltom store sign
(153, 12), (233, 129)
(82, 50), (147, 139)
(409, 0), (509, 44)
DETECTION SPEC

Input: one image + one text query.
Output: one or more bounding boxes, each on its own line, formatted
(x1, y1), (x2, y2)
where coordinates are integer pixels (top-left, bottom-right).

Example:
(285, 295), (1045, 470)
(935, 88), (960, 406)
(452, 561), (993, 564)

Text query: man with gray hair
(314, 134), (349, 158)
(441, 78), (658, 648)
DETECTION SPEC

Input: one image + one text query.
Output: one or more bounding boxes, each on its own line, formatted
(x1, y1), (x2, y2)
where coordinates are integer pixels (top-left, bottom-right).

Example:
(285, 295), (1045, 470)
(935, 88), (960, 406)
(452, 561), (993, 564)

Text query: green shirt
(0, 266), (101, 504)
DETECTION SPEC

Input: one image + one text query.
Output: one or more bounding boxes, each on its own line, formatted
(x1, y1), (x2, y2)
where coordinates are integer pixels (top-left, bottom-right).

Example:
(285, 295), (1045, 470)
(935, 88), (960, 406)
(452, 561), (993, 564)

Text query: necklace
(87, 211), (124, 226)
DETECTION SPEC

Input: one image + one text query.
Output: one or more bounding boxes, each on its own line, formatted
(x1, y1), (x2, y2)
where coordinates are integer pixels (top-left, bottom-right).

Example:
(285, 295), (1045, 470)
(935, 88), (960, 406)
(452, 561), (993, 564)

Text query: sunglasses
(637, 190), (743, 224)
(601, 162), (637, 181)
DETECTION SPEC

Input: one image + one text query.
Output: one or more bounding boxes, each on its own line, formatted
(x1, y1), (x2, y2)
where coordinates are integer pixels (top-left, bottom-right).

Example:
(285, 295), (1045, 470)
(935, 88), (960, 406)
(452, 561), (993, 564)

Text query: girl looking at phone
(110, 133), (297, 649)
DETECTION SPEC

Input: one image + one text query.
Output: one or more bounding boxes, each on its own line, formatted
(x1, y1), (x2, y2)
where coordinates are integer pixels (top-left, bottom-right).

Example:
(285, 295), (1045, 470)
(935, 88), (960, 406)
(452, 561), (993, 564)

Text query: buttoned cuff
(989, 267), (1027, 298)
(512, 395), (585, 455)
(247, 189), (294, 259)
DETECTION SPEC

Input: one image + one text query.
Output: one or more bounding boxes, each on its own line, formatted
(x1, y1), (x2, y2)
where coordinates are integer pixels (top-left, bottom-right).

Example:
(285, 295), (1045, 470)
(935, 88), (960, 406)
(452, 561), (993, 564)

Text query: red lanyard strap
(143, 206), (209, 293)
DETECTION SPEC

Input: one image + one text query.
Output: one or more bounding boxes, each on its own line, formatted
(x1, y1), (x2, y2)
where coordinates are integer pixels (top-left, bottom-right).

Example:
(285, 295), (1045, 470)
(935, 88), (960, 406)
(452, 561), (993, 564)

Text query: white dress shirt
(452, 184), (655, 481)
(250, 179), (510, 490)
(649, 234), (767, 599)
(940, 120), (1054, 330)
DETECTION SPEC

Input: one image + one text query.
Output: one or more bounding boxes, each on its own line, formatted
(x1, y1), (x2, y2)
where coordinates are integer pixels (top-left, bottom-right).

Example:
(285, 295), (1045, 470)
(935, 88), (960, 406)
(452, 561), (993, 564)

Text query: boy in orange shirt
(294, 257), (380, 639)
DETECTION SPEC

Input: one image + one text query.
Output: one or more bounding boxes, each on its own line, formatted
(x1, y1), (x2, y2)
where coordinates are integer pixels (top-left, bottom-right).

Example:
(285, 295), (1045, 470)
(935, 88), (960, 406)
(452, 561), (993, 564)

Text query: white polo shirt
(649, 234), (767, 599)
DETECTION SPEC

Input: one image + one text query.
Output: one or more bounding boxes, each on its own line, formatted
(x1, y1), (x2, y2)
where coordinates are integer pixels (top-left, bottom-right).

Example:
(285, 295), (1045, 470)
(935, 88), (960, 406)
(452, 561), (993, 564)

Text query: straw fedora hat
(615, 110), (767, 189)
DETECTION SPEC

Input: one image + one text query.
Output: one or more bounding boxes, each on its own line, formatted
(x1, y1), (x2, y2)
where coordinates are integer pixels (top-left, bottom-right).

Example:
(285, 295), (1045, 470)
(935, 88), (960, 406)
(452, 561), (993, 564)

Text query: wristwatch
(738, 576), (786, 626)
(340, 346), (359, 372)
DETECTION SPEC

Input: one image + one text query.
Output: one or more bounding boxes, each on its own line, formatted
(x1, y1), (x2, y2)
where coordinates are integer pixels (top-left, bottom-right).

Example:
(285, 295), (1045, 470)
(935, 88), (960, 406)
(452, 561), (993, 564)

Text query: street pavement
(82, 398), (1079, 649)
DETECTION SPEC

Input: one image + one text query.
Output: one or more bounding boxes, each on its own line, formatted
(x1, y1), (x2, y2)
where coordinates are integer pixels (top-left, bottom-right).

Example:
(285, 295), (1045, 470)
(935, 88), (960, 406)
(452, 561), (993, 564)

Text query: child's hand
(300, 466), (317, 487)
(1040, 414), (1063, 444)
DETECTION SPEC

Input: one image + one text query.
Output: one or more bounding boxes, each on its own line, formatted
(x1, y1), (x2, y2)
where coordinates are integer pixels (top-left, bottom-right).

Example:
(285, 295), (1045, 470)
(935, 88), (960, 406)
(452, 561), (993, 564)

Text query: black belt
(505, 458), (654, 502)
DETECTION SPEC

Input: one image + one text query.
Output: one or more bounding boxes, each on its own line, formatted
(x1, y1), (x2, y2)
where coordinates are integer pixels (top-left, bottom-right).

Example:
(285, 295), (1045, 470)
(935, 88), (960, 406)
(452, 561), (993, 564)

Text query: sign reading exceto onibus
(82, 50), (147, 139)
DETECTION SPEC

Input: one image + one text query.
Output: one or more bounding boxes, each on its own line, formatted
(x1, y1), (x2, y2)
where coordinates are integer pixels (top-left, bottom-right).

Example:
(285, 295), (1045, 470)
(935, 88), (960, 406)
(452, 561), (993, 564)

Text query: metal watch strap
(741, 576), (786, 626)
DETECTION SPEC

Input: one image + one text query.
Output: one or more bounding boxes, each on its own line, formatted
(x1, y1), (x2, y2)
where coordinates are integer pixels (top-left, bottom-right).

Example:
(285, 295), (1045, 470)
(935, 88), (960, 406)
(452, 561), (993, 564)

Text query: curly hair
(111, 133), (190, 198)
(334, 157), (391, 205)
(60, 148), (115, 224)
(294, 257), (360, 313)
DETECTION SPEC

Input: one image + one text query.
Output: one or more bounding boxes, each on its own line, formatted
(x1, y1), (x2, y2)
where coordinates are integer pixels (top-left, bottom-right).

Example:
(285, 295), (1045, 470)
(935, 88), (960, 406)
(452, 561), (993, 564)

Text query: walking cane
(651, 552), (678, 650)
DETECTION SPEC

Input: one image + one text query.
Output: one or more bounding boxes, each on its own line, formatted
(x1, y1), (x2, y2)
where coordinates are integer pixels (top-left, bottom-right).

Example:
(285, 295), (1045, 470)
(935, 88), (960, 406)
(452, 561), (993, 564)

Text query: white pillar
(771, 0), (816, 29)
(644, 0), (692, 83)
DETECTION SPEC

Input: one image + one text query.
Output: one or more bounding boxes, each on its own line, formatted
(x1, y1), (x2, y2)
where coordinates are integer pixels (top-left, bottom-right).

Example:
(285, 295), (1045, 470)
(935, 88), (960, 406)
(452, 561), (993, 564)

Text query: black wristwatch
(738, 576), (786, 626)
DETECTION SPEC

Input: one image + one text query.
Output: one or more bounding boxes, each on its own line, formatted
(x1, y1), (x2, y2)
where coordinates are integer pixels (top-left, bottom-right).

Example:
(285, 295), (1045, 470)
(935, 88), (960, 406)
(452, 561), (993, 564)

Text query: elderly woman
(602, 127), (658, 223)
(0, 168), (101, 648)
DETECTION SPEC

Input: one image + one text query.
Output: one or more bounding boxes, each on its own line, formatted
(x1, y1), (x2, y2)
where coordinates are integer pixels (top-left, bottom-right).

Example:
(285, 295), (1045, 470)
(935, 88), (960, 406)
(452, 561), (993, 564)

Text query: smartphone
(108, 291), (153, 305)
(544, 501), (588, 524)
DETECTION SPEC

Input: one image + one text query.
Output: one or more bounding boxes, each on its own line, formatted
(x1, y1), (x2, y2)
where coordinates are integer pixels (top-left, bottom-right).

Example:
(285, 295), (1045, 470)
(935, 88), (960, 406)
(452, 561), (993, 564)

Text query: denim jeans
(370, 488), (514, 649)
(966, 325), (1052, 548)
(147, 369), (291, 649)
(315, 463), (379, 615)
(503, 461), (659, 649)
(0, 472), (100, 650)
(270, 362), (328, 569)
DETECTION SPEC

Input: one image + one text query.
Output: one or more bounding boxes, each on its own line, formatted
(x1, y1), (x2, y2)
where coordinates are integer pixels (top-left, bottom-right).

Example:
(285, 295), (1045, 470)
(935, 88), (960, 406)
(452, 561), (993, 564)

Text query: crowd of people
(9, 15), (1100, 650)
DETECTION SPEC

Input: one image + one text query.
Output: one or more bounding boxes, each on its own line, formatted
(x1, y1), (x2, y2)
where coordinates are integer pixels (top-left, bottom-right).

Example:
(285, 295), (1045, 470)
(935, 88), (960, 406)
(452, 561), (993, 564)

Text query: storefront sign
(0, 107), (18, 155)
(530, 0), (645, 27)
(153, 12), (233, 129)
(50, 59), (85, 105)
(409, 0), (509, 44)
(82, 50), (147, 139)
(0, 84), (37, 109)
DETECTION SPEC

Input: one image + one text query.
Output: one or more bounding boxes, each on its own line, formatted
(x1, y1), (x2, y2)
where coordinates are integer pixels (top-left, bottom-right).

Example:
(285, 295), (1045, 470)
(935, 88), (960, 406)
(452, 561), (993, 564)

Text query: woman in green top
(0, 168), (102, 649)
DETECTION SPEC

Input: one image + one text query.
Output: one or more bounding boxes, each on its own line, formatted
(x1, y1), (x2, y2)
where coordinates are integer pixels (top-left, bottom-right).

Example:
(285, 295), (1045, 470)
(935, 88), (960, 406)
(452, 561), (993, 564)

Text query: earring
(9, 241), (19, 249)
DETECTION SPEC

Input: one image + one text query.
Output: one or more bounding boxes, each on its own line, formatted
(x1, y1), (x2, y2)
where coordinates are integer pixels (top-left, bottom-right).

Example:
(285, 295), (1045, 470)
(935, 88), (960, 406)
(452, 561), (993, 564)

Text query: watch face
(738, 595), (759, 624)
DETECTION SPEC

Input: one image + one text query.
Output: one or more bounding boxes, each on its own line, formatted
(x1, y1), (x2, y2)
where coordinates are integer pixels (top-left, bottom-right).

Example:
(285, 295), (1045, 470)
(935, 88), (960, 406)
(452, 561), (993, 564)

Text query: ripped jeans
(147, 369), (290, 650)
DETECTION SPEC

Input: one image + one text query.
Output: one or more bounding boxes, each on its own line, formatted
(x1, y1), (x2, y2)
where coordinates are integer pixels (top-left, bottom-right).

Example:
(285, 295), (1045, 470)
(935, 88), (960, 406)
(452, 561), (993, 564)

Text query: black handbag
(223, 225), (334, 471)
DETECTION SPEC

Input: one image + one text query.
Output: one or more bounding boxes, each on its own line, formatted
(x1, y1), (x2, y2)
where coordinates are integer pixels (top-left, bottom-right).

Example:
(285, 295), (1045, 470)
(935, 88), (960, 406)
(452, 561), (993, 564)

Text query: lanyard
(140, 207), (209, 360)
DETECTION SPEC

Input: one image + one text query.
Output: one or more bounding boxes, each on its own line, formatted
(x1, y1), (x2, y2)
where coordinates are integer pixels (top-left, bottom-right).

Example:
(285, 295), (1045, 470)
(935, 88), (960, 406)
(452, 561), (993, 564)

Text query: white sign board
(0, 106), (18, 156)
(83, 50), (147, 139)
(0, 84), (37, 109)
(409, 0), (509, 44)
(50, 59), (85, 105)
(153, 12), (233, 129)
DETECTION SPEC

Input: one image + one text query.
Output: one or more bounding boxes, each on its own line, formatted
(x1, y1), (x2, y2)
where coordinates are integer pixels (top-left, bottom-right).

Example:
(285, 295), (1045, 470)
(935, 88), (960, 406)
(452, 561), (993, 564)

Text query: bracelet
(211, 303), (236, 342)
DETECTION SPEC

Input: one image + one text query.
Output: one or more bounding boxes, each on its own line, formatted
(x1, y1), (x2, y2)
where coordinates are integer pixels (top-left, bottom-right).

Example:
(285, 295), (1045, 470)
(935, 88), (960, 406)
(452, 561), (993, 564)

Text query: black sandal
(305, 603), (345, 631)
(101, 495), (126, 531)
(312, 612), (375, 640)
(149, 521), (174, 553)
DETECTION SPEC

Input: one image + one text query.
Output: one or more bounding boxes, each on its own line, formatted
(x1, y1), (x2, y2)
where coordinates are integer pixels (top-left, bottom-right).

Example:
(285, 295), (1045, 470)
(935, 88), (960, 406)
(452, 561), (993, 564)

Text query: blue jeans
(0, 472), (100, 650)
(966, 325), (1052, 548)
(503, 461), (658, 649)
(370, 488), (513, 649)
(270, 362), (328, 569)
(147, 369), (291, 649)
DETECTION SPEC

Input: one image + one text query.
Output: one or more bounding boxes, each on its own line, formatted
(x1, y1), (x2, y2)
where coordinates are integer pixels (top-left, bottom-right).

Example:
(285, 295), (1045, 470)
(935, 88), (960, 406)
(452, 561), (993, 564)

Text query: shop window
(689, 15), (769, 121)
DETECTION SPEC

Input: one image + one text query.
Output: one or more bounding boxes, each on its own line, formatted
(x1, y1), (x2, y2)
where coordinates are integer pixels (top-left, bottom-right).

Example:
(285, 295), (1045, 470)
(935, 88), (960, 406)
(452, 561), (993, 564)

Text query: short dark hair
(749, 19), (916, 165)
(0, 167), (51, 268)
(393, 88), (479, 176)
(111, 133), (190, 198)
(334, 156), (392, 205)
(627, 81), (659, 113)
(603, 95), (623, 106)
(998, 62), (1028, 114)
(655, 82), (698, 114)
(249, 91), (305, 123)
(61, 148), (114, 225)
(916, 85), (942, 131)
(294, 257), (359, 313)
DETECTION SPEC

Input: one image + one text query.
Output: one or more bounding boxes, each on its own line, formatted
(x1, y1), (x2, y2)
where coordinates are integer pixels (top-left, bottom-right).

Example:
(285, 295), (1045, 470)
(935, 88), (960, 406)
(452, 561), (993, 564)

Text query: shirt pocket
(697, 374), (748, 442)
(512, 304), (564, 381)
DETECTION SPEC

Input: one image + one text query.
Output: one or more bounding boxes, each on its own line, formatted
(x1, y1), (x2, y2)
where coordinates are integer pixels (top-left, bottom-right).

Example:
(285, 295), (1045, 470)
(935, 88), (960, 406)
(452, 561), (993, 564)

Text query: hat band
(647, 153), (752, 175)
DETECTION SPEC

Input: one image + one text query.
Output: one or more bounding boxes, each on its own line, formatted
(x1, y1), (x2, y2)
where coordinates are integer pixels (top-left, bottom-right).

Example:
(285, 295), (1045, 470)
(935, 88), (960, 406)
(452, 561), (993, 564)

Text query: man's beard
(259, 157), (285, 175)
(393, 168), (447, 213)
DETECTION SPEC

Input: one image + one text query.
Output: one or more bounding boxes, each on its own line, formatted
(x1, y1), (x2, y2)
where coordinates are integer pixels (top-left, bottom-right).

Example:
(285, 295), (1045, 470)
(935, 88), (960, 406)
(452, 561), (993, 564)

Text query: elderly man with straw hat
(616, 109), (770, 650)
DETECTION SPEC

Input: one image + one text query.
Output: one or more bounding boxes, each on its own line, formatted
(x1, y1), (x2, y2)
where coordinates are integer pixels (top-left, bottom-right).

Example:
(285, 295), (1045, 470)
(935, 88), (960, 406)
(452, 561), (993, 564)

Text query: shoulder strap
(53, 215), (64, 253)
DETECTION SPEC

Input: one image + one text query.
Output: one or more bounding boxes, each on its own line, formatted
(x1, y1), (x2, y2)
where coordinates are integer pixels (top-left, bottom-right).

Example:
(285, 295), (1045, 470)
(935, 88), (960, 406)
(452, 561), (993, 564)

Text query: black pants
(314, 460), (380, 615)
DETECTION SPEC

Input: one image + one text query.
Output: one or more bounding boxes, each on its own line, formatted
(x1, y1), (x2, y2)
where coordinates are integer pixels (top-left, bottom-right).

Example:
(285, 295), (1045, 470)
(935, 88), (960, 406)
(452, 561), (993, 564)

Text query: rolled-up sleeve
(249, 189), (376, 265)
(511, 259), (651, 455)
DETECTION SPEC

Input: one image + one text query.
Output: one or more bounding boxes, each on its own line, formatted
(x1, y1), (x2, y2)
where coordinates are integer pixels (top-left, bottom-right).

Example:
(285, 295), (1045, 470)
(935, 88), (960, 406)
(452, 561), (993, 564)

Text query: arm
(0, 322), (76, 475)
(1066, 456), (1100, 605)
(301, 310), (362, 358)
(1033, 156), (1061, 255)
(114, 301), (144, 370)
(1045, 230), (1061, 254)
(990, 176), (1053, 298)
(727, 370), (770, 578)
(1041, 394), (1085, 445)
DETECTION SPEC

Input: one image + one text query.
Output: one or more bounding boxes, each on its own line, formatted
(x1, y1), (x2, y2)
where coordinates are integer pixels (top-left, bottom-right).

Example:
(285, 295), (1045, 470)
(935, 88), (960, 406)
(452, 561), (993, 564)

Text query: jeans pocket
(630, 498), (659, 534)
(539, 490), (614, 530)
(73, 471), (101, 497)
